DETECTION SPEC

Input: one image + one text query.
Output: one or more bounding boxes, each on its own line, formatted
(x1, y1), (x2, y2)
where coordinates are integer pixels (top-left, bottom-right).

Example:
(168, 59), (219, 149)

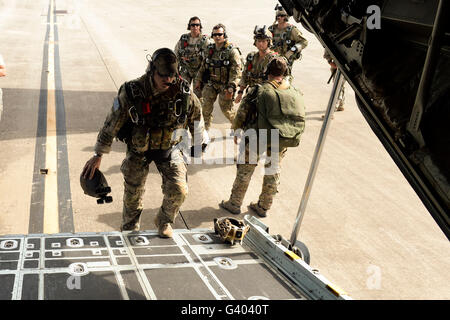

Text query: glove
(190, 143), (208, 158)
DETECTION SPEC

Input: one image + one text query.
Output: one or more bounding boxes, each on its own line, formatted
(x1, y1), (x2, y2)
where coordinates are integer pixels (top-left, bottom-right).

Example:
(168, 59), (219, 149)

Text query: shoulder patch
(113, 97), (120, 111)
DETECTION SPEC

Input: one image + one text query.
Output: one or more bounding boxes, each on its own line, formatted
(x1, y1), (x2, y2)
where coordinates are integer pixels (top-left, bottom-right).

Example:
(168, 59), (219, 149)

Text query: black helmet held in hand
(80, 168), (113, 204)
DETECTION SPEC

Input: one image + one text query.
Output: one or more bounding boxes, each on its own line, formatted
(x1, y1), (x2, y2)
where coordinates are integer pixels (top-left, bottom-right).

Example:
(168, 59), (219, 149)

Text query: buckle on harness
(128, 106), (144, 125)
(173, 99), (183, 117)
(219, 51), (227, 60)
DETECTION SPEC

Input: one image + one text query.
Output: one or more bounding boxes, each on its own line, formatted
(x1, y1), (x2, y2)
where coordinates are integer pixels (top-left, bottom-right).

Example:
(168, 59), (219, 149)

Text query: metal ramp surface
(0, 216), (350, 300)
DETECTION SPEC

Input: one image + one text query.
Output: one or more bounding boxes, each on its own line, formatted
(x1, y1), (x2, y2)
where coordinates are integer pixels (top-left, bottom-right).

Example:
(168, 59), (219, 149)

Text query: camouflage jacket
(195, 41), (243, 89)
(174, 33), (211, 76)
(231, 85), (259, 131)
(94, 74), (206, 154)
(239, 50), (279, 88)
(269, 24), (308, 58)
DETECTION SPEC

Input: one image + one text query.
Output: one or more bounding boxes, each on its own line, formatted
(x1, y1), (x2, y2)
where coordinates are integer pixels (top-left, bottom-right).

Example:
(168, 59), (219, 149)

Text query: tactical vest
(205, 42), (238, 85)
(245, 51), (278, 87)
(117, 76), (191, 151)
(268, 24), (294, 55)
(177, 34), (208, 70)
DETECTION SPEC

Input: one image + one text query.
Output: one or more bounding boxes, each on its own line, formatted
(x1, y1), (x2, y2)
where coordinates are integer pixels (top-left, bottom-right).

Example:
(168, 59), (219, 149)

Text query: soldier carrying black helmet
(82, 48), (209, 238)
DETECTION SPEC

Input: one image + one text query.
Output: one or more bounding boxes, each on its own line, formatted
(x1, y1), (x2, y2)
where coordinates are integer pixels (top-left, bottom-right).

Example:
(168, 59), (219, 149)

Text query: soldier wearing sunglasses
(269, 4), (308, 74)
(174, 16), (211, 99)
(194, 23), (243, 131)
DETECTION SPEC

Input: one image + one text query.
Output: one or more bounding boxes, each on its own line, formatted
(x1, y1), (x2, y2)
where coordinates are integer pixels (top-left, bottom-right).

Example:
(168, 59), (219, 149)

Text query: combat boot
(120, 222), (140, 232)
(219, 200), (241, 215)
(154, 216), (173, 238)
(248, 201), (268, 217)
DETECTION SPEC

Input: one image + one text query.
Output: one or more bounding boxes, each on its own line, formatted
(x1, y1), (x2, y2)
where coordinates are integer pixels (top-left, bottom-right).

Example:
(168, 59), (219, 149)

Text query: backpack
(256, 82), (305, 148)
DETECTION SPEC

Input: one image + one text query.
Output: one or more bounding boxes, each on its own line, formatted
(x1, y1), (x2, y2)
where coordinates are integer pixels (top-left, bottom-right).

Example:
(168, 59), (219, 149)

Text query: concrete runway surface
(0, 0), (448, 299)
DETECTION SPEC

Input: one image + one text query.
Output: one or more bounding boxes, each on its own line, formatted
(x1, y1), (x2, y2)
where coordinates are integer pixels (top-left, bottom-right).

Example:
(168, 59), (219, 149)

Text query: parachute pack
(256, 81), (306, 148)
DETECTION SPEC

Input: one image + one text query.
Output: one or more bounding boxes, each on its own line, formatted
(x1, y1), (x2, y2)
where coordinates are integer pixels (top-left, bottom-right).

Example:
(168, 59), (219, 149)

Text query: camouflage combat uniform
(174, 33), (211, 98)
(269, 24), (308, 71)
(94, 74), (206, 231)
(239, 49), (279, 89)
(226, 80), (295, 213)
(195, 41), (243, 130)
(324, 49), (345, 109)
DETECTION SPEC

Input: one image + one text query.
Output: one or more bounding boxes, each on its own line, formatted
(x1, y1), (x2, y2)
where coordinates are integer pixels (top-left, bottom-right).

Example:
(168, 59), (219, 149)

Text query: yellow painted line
(284, 250), (301, 261)
(43, 0), (59, 234)
(326, 283), (348, 297)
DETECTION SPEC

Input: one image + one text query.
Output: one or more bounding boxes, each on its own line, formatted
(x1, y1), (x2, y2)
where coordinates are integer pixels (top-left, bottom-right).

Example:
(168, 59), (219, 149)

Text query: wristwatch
(94, 152), (103, 158)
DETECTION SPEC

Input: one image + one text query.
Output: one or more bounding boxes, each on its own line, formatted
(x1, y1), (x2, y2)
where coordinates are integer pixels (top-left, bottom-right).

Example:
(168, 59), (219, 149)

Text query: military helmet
(274, 3), (289, 20)
(253, 25), (272, 46)
(214, 217), (250, 246)
(146, 48), (178, 77)
(80, 169), (113, 204)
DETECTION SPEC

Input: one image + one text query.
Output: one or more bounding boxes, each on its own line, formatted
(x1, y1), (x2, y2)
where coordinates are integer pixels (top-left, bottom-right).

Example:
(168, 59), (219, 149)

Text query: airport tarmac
(0, 0), (448, 299)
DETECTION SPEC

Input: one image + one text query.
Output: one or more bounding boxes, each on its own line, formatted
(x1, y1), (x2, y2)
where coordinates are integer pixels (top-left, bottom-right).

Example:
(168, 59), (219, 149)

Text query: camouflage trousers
(180, 68), (203, 99)
(201, 84), (236, 131)
(228, 146), (287, 211)
(120, 148), (188, 231)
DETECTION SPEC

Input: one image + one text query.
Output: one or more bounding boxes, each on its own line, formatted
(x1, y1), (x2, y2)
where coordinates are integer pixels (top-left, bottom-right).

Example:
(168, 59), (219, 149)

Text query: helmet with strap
(146, 48), (178, 77)
(253, 25), (273, 47)
(80, 169), (112, 204)
(214, 217), (250, 245)
(274, 3), (289, 21)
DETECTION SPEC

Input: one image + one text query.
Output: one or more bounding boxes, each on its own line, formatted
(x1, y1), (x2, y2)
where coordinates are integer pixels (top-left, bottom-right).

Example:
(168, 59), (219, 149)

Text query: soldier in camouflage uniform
(220, 56), (304, 217)
(174, 16), (211, 99)
(194, 23), (243, 131)
(234, 25), (279, 105)
(269, 4), (308, 73)
(82, 48), (208, 238)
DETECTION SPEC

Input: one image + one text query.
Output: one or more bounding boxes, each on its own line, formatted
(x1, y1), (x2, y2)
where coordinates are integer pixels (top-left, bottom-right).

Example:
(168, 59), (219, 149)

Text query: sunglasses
(212, 33), (224, 37)
(190, 23), (201, 27)
(277, 14), (287, 18)
(157, 70), (175, 78)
